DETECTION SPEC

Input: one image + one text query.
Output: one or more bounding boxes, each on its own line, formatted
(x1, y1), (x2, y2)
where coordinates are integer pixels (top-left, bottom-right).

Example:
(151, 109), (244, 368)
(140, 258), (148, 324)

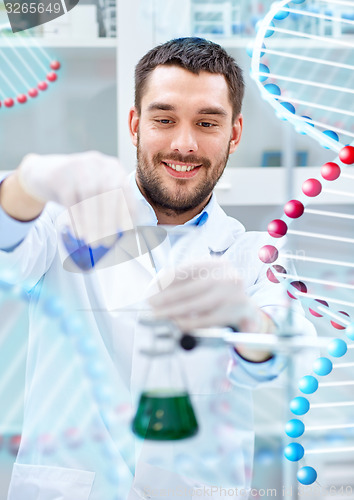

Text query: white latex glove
(17, 151), (135, 245)
(149, 259), (268, 333)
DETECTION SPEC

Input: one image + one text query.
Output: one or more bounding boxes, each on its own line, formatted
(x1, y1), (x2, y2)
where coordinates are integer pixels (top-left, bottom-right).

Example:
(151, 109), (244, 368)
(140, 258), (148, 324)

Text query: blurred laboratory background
(0, 0), (353, 499)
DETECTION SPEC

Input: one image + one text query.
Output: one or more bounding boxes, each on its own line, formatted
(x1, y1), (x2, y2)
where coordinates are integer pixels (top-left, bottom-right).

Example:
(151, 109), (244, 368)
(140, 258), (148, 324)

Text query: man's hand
(149, 259), (275, 362)
(1, 151), (134, 244)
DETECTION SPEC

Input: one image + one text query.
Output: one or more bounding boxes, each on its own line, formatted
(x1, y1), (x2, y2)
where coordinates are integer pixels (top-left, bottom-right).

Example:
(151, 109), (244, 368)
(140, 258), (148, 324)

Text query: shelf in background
(207, 34), (354, 50)
(0, 37), (117, 48)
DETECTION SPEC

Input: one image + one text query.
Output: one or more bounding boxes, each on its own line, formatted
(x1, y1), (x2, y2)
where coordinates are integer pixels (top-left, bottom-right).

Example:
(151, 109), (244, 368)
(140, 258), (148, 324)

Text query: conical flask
(132, 320), (198, 441)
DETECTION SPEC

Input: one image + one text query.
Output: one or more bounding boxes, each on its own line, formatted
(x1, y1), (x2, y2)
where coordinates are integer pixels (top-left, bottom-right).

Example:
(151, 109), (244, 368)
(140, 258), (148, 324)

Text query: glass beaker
(132, 319), (198, 441)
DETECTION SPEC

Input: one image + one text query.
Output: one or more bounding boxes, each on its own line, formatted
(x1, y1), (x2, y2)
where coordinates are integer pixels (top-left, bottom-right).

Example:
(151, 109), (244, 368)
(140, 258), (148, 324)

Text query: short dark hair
(134, 37), (244, 121)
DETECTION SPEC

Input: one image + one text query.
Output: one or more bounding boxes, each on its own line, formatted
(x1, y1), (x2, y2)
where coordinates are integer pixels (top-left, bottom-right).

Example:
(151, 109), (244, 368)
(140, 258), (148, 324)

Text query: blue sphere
(0, 279), (12, 291)
(322, 130), (339, 149)
(345, 322), (354, 341)
(274, 9), (289, 20)
(256, 20), (275, 37)
(296, 115), (314, 135)
(246, 42), (266, 58)
(323, 130), (339, 141)
(280, 102), (296, 114)
(298, 375), (318, 394)
(61, 315), (84, 337)
(302, 115), (314, 126)
(313, 357), (333, 376)
(42, 296), (64, 317)
(86, 361), (105, 380)
(93, 384), (112, 404)
(285, 419), (305, 438)
(265, 21), (275, 38)
(297, 466), (317, 485)
(264, 83), (281, 96)
(327, 338), (348, 358)
(258, 64), (270, 82)
(284, 443), (304, 462)
(77, 337), (97, 357)
(292, 0), (305, 3)
(290, 397), (310, 416)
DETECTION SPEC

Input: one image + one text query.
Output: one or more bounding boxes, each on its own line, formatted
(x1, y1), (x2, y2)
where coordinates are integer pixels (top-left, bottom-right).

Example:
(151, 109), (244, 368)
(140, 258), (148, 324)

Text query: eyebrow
(146, 102), (228, 117)
(147, 102), (176, 112)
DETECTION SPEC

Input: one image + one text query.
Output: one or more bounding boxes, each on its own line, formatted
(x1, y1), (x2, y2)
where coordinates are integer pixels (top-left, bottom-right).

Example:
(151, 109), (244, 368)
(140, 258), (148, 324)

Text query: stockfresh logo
(4, 0), (79, 32)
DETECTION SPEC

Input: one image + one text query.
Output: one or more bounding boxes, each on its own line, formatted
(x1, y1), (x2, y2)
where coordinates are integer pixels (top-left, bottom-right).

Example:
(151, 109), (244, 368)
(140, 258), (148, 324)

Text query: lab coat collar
(129, 172), (245, 253)
(203, 196), (245, 253)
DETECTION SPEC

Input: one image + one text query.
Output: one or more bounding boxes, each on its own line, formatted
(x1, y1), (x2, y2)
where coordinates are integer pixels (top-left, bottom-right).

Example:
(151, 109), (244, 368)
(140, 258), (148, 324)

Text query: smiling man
(0, 38), (314, 500)
(130, 41), (243, 225)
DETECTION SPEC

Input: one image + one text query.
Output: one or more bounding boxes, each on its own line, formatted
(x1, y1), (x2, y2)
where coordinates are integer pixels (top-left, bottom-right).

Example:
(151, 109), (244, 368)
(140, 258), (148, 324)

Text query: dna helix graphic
(0, 17), (60, 108)
(1, 0), (354, 496)
(251, 0), (354, 489)
(0, 276), (135, 498)
(0, 16), (135, 500)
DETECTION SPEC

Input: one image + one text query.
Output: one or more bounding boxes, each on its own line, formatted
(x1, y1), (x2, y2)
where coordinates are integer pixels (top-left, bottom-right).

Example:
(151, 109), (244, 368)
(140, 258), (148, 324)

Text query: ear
(229, 114), (243, 155)
(128, 106), (140, 147)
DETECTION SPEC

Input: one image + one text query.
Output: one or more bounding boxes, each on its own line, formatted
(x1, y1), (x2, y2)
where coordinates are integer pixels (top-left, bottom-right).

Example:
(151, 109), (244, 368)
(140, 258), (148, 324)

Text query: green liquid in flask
(132, 390), (198, 440)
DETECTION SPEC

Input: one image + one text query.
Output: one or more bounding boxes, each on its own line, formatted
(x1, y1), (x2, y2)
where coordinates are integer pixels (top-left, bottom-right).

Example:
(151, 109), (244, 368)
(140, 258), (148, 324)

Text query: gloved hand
(17, 151), (135, 245)
(149, 259), (276, 361)
(149, 259), (267, 332)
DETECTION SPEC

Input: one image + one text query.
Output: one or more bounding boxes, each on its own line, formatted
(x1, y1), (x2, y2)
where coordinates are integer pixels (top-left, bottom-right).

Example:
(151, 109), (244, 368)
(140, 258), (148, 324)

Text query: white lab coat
(0, 177), (313, 500)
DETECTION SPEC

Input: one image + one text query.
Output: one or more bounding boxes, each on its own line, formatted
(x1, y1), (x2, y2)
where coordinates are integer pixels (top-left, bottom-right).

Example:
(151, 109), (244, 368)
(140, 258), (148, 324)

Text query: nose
(170, 124), (198, 155)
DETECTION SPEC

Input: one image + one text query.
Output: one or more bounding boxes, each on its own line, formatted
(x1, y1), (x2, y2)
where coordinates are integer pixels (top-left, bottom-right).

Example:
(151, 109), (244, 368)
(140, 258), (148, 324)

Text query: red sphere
(8, 435), (21, 455)
(302, 178), (322, 197)
(331, 311), (350, 330)
(309, 299), (329, 317)
(287, 281), (307, 300)
(267, 219), (288, 238)
(50, 60), (61, 70)
(284, 200), (304, 219)
(258, 245), (279, 264)
(339, 145), (354, 165)
(47, 72), (57, 82)
(28, 88), (38, 98)
(4, 97), (14, 108)
(63, 427), (82, 448)
(266, 265), (287, 283)
(321, 162), (341, 181)
(17, 94), (27, 104)
(38, 81), (48, 91)
(38, 433), (56, 454)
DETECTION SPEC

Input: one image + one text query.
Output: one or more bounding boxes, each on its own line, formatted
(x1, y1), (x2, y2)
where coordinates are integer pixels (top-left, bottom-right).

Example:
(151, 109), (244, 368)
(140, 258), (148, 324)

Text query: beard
(136, 138), (230, 216)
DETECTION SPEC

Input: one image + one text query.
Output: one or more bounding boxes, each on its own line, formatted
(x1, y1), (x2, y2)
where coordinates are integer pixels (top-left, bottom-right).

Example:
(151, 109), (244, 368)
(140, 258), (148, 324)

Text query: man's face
(129, 65), (242, 215)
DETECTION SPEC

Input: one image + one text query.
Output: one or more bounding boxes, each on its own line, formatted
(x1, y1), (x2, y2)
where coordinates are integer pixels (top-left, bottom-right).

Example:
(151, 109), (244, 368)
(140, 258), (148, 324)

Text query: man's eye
(198, 122), (214, 128)
(157, 119), (173, 124)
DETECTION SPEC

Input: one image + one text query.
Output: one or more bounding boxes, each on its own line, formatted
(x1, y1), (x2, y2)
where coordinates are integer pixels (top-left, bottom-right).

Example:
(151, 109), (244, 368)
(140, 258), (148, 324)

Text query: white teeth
(166, 163), (197, 172)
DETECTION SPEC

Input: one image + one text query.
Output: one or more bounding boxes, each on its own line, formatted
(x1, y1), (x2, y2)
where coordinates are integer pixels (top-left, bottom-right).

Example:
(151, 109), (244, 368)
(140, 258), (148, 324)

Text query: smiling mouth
(162, 161), (202, 172)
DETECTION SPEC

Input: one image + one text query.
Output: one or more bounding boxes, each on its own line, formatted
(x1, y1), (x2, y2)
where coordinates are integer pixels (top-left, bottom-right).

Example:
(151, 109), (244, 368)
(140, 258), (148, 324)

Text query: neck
(154, 198), (210, 225)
